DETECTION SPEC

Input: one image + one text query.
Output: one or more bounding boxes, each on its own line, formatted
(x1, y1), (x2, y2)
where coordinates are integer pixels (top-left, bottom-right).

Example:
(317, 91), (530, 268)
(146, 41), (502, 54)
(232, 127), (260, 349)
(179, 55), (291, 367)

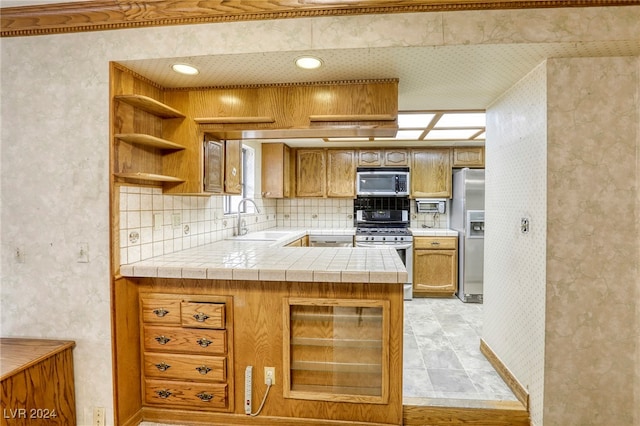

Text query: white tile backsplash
(119, 186), (277, 264)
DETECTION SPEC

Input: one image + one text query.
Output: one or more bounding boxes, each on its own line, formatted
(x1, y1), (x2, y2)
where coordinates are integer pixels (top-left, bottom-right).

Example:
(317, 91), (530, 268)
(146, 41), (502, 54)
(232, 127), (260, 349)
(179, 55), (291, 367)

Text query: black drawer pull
(155, 362), (171, 372)
(197, 338), (212, 348)
(155, 336), (171, 345)
(195, 365), (212, 375)
(153, 308), (169, 317)
(156, 389), (172, 399)
(196, 392), (214, 402)
(193, 312), (210, 322)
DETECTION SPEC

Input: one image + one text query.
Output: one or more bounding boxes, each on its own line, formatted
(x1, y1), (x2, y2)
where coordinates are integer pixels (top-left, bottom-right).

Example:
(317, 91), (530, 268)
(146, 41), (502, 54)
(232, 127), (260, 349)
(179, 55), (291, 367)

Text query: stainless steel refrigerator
(450, 168), (485, 303)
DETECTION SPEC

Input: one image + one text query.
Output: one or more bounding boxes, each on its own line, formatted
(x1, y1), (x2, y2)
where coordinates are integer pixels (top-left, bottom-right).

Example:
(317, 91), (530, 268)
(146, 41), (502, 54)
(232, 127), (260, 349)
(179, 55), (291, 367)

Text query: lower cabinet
(283, 298), (390, 404)
(413, 237), (458, 297)
(140, 294), (234, 412)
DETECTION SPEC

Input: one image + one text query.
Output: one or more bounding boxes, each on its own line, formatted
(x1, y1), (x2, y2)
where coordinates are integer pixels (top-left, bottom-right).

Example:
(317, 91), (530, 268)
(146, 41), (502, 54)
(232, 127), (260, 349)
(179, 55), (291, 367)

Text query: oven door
(355, 242), (413, 299)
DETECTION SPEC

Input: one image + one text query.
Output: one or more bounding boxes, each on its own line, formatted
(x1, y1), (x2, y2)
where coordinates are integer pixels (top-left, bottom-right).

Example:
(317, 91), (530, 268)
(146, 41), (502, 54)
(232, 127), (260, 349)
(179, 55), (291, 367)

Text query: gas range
(355, 226), (413, 243)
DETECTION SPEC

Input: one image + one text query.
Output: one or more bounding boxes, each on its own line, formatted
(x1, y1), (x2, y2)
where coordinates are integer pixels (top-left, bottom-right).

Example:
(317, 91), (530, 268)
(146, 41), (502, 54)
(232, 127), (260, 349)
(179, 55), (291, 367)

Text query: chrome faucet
(236, 198), (261, 236)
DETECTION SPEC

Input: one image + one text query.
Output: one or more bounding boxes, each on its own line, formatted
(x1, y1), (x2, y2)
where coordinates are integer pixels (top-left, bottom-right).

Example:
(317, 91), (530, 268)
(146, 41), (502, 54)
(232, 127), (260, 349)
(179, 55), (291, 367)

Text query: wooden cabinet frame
(282, 297), (390, 404)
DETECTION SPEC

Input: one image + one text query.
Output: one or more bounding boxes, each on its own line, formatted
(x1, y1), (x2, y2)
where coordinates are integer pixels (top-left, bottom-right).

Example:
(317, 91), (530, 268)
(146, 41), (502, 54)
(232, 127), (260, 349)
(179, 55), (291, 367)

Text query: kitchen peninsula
(114, 230), (406, 426)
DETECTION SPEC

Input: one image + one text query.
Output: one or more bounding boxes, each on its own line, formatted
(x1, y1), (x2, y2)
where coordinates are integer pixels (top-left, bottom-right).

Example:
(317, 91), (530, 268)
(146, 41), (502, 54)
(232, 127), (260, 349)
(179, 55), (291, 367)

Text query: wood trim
(2, 1), (639, 38)
(194, 116), (275, 124)
(403, 400), (529, 426)
(309, 114), (396, 122)
(479, 339), (530, 410)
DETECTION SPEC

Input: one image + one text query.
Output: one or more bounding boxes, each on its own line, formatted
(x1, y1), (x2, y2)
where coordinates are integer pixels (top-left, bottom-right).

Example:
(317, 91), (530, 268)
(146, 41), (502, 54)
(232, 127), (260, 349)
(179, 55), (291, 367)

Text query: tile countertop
(409, 228), (459, 237)
(120, 228), (407, 284)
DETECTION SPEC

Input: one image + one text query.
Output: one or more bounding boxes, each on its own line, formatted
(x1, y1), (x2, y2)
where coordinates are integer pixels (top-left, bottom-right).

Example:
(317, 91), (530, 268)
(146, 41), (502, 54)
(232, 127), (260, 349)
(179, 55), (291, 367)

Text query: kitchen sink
(229, 231), (292, 241)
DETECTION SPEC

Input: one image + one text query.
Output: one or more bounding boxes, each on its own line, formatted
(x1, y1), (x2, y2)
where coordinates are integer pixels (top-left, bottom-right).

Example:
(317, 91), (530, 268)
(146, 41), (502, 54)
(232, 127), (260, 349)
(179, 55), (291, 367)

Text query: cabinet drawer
(181, 302), (225, 329)
(144, 352), (226, 382)
(414, 237), (457, 250)
(144, 326), (227, 354)
(145, 379), (228, 410)
(141, 298), (181, 325)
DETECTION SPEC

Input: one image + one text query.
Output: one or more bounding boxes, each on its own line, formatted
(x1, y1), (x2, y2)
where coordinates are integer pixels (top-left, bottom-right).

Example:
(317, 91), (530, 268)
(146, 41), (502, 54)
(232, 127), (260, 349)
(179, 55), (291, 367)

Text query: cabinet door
(261, 143), (290, 198)
(453, 147), (484, 168)
(383, 149), (408, 166)
(410, 148), (452, 198)
(224, 140), (242, 194)
(413, 249), (457, 296)
(358, 149), (382, 166)
(327, 149), (355, 198)
(203, 137), (224, 193)
(296, 149), (326, 197)
(283, 298), (390, 404)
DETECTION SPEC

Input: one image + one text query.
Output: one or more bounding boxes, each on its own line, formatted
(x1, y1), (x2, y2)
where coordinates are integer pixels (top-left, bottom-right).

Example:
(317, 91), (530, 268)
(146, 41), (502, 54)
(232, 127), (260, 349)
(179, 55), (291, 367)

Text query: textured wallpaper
(545, 56), (639, 426)
(1, 6), (639, 426)
(484, 62), (548, 426)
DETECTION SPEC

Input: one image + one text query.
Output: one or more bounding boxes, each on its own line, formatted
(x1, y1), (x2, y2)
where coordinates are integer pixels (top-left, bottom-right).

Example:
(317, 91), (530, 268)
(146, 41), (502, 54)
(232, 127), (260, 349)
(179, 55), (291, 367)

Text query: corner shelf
(114, 94), (185, 118)
(115, 133), (185, 150)
(113, 172), (185, 183)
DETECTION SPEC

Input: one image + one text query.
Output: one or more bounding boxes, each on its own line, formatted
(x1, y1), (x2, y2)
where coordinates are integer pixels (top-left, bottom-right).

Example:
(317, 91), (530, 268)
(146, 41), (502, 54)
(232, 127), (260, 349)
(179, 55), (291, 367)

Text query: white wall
(484, 63), (548, 426)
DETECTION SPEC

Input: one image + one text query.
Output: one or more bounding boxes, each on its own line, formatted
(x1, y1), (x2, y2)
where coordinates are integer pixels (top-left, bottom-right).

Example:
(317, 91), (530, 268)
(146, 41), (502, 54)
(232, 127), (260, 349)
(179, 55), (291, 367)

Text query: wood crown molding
(2, 0), (639, 38)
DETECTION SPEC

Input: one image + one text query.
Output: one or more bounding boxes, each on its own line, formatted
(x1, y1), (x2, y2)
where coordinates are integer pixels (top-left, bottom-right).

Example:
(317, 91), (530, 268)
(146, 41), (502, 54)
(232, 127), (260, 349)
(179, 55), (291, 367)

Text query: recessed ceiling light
(171, 63), (199, 75)
(295, 56), (323, 70)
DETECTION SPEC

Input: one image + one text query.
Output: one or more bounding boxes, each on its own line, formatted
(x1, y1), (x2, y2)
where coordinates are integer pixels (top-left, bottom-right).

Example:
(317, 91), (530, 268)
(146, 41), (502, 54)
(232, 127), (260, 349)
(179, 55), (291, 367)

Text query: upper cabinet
(357, 149), (408, 167)
(224, 140), (242, 194)
(192, 80), (398, 140)
(261, 143), (293, 198)
(410, 148), (452, 198)
(295, 149), (356, 198)
(327, 150), (356, 198)
(453, 147), (485, 168)
(296, 149), (326, 197)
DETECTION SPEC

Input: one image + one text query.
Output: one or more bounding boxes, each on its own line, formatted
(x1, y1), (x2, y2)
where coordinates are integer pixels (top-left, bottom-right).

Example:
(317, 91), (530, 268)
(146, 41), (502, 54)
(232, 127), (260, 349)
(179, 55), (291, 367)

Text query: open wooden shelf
(114, 94), (185, 118)
(113, 172), (185, 183)
(115, 133), (185, 150)
(291, 337), (382, 348)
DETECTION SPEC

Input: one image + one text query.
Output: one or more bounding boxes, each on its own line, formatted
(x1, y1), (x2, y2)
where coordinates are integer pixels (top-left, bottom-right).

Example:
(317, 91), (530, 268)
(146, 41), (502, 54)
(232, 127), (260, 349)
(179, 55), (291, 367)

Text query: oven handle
(356, 242), (413, 250)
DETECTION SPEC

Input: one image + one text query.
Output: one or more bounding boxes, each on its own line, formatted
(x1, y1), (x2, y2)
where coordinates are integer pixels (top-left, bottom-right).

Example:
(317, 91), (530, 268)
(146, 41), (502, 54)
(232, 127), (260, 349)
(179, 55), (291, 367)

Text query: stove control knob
(382, 237), (386, 241)
(394, 237), (398, 241)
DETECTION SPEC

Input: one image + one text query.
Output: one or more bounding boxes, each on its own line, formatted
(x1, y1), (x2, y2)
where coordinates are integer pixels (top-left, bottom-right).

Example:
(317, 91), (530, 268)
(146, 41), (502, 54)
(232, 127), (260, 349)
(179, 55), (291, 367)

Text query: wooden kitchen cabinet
(296, 149), (326, 197)
(261, 143), (292, 198)
(139, 294), (234, 413)
(453, 147), (485, 168)
(283, 297), (390, 404)
(327, 149), (356, 197)
(1, 339), (76, 426)
(224, 139), (242, 194)
(413, 237), (458, 297)
(357, 149), (408, 167)
(410, 148), (452, 198)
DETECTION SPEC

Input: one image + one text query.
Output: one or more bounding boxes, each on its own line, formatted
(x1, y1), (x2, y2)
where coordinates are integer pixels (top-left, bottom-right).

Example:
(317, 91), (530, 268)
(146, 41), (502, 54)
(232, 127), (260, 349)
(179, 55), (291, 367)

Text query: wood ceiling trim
(2, 0), (639, 38)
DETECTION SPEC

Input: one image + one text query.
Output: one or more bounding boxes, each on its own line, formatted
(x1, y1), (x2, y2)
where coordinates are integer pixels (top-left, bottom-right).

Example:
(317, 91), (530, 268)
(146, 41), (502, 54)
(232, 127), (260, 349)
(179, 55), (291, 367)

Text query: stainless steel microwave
(356, 168), (410, 196)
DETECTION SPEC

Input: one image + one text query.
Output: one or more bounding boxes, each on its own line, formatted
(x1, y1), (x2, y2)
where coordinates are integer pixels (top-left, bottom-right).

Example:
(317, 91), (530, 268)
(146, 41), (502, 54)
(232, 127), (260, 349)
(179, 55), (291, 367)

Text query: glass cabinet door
(283, 298), (390, 404)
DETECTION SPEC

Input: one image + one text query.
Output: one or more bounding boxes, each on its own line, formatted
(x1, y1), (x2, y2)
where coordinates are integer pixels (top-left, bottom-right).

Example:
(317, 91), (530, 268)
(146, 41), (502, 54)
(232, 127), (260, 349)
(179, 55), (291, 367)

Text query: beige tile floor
(403, 296), (517, 401)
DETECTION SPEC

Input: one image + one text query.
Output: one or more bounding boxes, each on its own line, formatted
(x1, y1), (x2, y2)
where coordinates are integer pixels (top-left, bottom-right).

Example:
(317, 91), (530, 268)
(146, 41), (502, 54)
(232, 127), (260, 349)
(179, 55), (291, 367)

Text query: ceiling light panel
(424, 129), (482, 140)
(435, 112), (485, 128)
(398, 113), (435, 128)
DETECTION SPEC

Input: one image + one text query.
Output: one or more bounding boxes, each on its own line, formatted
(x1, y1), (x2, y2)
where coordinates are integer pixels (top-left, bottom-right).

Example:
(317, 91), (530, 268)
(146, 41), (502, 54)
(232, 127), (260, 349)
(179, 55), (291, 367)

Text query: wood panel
(453, 146), (485, 168)
(135, 278), (404, 425)
(224, 140), (242, 194)
(261, 143), (291, 198)
(326, 149), (356, 198)
(0, 339), (76, 426)
(296, 149), (326, 197)
(403, 400), (529, 426)
(2, 1), (634, 37)
(410, 148), (452, 198)
(112, 276), (142, 426)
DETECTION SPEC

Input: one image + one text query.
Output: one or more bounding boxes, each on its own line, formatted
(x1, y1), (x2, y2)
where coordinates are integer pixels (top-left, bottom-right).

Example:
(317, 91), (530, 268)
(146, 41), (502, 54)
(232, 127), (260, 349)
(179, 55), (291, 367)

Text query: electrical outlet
(93, 407), (105, 426)
(264, 367), (275, 385)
